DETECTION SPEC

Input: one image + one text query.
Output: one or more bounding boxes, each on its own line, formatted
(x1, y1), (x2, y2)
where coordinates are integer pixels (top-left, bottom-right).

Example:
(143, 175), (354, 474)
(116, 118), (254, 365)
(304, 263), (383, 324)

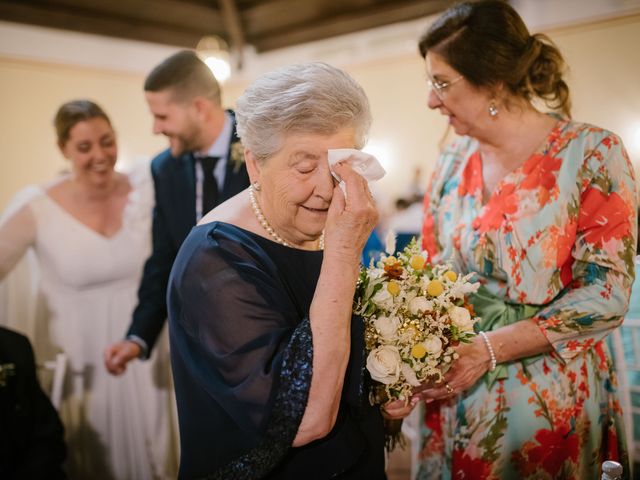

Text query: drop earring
(252, 181), (261, 191)
(488, 101), (498, 117)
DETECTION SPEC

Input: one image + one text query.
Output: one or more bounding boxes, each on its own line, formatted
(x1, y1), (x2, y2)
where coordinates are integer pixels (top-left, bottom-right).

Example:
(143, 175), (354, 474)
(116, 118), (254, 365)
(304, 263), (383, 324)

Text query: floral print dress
(418, 118), (638, 479)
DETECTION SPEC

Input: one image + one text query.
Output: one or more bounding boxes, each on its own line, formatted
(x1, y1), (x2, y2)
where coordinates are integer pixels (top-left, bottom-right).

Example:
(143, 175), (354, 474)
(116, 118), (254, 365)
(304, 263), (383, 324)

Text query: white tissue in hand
(327, 149), (386, 196)
(327, 149), (386, 182)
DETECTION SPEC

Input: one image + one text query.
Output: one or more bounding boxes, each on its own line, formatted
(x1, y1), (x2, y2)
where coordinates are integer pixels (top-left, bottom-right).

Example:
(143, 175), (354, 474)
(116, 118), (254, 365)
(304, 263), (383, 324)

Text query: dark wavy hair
(418, 1), (571, 117)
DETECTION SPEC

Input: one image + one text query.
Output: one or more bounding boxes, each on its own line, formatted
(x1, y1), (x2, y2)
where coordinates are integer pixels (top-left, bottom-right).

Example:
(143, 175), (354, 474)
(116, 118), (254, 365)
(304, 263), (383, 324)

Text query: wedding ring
(445, 383), (454, 395)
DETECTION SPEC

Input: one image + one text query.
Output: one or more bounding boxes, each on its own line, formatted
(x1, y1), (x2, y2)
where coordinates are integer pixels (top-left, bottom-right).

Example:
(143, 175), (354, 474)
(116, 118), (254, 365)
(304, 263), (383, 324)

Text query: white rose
(369, 268), (385, 279)
(423, 335), (443, 357)
(366, 346), (401, 385)
(374, 315), (400, 341)
(409, 296), (432, 315)
(450, 306), (474, 333)
(372, 287), (394, 309)
(401, 363), (421, 387)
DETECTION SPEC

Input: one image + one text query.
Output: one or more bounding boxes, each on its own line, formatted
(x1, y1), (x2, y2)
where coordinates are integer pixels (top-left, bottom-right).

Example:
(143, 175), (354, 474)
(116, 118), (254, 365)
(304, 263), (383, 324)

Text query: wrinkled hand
(412, 336), (490, 402)
(323, 161), (378, 262)
(103, 340), (141, 375)
(381, 398), (418, 421)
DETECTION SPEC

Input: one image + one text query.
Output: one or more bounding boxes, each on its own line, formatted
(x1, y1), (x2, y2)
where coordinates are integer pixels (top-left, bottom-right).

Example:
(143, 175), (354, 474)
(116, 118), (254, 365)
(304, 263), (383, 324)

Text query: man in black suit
(0, 326), (66, 479)
(104, 50), (249, 374)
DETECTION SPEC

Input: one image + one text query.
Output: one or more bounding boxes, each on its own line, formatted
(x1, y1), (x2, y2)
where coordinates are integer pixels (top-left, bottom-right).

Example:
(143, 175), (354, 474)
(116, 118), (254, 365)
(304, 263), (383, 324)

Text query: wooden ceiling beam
(245, 0), (455, 51)
(25, 0), (226, 31)
(242, 0), (339, 38)
(218, 0), (245, 68)
(0, 0), (457, 53)
(0, 1), (225, 47)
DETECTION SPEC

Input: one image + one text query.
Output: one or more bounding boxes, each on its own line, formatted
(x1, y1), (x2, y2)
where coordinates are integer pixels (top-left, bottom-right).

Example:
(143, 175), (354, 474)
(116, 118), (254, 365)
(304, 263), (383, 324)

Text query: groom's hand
(104, 340), (141, 375)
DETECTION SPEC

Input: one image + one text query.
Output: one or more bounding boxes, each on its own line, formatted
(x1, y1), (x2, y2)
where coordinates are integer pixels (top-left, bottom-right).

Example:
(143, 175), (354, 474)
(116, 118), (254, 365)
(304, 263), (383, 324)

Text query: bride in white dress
(0, 100), (177, 479)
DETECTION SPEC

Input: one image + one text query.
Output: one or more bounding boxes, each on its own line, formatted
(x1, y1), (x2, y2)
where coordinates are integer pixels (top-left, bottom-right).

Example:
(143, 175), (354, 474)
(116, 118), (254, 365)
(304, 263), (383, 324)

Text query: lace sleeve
(0, 187), (43, 341)
(0, 188), (39, 280)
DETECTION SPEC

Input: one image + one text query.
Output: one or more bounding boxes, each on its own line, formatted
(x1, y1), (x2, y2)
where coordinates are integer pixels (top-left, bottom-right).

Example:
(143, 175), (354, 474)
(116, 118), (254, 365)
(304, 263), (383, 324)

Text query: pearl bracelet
(479, 331), (497, 372)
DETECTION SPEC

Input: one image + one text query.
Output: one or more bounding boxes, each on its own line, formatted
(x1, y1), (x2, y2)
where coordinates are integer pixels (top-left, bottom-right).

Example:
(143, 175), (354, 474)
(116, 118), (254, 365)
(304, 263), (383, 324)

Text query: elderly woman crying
(167, 62), (397, 479)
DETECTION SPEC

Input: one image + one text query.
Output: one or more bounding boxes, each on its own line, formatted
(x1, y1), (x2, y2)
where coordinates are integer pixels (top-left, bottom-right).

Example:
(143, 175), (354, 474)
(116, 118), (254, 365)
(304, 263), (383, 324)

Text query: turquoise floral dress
(418, 118), (638, 479)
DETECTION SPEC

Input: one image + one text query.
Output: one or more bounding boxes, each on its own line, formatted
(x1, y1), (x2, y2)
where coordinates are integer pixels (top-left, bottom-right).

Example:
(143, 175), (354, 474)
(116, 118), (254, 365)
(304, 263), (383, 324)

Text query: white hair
(235, 62), (371, 160)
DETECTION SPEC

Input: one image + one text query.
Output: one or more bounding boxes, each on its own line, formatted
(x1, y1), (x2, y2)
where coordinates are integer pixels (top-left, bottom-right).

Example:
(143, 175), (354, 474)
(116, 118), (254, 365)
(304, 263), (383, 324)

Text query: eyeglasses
(427, 74), (464, 100)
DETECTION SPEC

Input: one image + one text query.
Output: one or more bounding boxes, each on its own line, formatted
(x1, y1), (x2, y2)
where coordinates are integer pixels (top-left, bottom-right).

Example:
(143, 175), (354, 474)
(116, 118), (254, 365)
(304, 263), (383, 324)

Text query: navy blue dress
(168, 222), (385, 479)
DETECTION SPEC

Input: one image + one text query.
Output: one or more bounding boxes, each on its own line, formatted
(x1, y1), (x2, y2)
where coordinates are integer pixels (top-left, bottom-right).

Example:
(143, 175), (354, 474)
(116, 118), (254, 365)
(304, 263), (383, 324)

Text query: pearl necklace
(248, 185), (324, 250)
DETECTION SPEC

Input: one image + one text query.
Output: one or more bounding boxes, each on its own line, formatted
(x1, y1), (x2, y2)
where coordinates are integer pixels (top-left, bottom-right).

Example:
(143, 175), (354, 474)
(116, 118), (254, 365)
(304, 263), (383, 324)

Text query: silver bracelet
(479, 331), (497, 372)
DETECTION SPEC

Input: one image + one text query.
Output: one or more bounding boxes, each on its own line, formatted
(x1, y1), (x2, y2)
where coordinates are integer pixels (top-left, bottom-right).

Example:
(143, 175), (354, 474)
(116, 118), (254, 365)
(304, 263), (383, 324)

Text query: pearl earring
(252, 181), (261, 191)
(488, 102), (498, 117)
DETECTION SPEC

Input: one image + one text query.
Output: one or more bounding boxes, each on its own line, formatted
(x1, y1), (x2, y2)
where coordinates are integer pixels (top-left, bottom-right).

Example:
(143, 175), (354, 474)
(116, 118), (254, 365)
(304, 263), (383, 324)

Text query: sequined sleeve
(207, 318), (313, 479)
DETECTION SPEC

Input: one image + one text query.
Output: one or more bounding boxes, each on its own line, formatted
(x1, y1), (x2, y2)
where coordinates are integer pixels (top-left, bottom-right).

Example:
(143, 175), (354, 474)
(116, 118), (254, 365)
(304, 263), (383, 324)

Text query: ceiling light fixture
(196, 35), (231, 83)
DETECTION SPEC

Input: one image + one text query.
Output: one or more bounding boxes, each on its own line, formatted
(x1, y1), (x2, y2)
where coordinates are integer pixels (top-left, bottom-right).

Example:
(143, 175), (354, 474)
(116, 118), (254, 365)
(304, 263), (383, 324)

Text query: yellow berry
(426, 279), (444, 297)
(444, 271), (458, 282)
(384, 256), (398, 266)
(410, 255), (426, 270)
(411, 343), (427, 359)
(387, 281), (401, 296)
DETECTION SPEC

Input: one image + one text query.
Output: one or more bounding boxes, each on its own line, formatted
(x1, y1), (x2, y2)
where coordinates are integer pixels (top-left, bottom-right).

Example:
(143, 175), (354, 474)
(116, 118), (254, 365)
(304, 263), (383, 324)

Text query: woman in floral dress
(413, 2), (638, 478)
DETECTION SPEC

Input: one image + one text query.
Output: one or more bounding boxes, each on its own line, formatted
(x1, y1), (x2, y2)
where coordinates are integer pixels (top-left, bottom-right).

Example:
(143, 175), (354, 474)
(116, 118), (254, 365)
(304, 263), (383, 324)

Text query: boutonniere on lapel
(0, 362), (16, 387)
(229, 141), (245, 174)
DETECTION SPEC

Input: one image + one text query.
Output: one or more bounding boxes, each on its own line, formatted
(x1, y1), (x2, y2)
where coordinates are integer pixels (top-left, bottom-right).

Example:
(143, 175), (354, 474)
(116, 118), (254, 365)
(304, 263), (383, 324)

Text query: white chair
(402, 403), (422, 479)
(38, 352), (67, 410)
(610, 318), (640, 470)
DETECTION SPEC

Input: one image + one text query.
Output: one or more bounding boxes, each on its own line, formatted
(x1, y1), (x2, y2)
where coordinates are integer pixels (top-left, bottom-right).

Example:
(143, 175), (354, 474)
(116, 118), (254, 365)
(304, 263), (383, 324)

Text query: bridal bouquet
(354, 236), (480, 409)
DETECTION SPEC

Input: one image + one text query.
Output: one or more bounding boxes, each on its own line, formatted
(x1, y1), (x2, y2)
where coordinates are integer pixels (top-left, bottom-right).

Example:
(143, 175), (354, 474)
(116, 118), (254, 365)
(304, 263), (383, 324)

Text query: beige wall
(554, 15), (640, 168)
(0, 58), (166, 208)
(2, 14), (639, 211)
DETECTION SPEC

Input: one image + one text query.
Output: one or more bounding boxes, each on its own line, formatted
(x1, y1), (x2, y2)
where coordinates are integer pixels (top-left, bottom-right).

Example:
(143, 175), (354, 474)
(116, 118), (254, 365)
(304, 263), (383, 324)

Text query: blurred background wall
(1, 3), (639, 212)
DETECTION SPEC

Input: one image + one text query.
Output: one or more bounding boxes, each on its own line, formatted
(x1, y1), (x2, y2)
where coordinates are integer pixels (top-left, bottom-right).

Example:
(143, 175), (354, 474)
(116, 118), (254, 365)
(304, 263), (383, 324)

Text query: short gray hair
(235, 62), (371, 160)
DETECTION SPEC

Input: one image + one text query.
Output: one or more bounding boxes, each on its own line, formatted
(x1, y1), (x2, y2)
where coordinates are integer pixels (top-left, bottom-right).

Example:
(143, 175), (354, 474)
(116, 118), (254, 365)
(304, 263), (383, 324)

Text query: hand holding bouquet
(354, 236), (480, 411)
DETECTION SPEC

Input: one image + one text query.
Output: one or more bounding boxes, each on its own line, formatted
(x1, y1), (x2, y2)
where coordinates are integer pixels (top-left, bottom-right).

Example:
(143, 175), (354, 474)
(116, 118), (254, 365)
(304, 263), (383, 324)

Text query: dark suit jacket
(127, 110), (250, 355)
(0, 327), (66, 479)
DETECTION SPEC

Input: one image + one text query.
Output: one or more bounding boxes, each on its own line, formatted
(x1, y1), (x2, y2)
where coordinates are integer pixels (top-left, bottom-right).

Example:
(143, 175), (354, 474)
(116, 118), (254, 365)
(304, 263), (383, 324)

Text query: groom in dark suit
(104, 50), (249, 373)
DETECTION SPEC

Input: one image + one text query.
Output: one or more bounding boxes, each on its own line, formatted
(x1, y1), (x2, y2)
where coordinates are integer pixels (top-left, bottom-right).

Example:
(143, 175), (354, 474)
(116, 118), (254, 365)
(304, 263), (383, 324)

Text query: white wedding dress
(0, 166), (178, 479)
